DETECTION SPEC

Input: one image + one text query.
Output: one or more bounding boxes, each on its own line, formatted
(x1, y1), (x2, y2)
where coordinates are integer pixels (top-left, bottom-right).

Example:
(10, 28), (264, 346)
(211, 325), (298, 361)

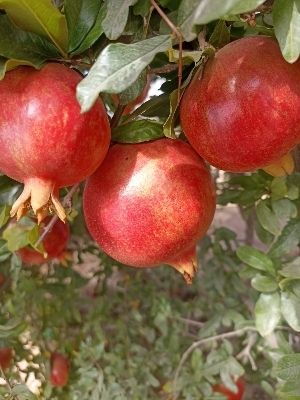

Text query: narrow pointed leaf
(77, 35), (171, 112)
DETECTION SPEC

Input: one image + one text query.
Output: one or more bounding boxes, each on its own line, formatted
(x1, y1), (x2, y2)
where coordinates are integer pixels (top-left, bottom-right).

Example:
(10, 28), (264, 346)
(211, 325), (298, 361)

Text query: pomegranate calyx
(10, 178), (66, 223)
(262, 152), (295, 177)
(168, 246), (198, 284)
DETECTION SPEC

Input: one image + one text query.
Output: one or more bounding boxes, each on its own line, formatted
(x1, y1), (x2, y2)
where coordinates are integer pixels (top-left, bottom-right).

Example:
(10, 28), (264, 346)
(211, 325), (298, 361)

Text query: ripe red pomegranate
(0, 273), (5, 288)
(0, 63), (110, 223)
(0, 348), (13, 370)
(18, 217), (70, 265)
(50, 352), (69, 387)
(180, 36), (300, 172)
(213, 378), (245, 400)
(83, 139), (215, 283)
(112, 74), (151, 114)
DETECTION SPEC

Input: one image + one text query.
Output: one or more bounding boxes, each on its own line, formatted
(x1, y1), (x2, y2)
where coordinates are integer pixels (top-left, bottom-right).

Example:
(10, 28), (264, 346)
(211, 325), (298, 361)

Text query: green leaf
(273, 0), (300, 63)
(275, 354), (300, 380)
(0, 15), (60, 73)
(2, 219), (39, 252)
(251, 274), (278, 292)
(281, 291), (300, 331)
(0, 204), (10, 229)
(133, 0), (151, 16)
(119, 70), (147, 104)
(0, 0), (68, 55)
(280, 258), (300, 279)
(209, 20), (231, 48)
(256, 200), (281, 236)
(269, 220), (300, 258)
(278, 380), (300, 397)
(125, 93), (171, 121)
(0, 57), (39, 80)
(11, 384), (37, 400)
(229, 0), (266, 14)
(112, 120), (164, 143)
(102, 0), (137, 40)
(77, 35), (171, 112)
(255, 292), (281, 336)
(177, 0), (265, 41)
(0, 320), (27, 339)
(236, 246), (275, 273)
(65, 0), (102, 52)
(272, 198), (298, 224)
(71, 3), (107, 56)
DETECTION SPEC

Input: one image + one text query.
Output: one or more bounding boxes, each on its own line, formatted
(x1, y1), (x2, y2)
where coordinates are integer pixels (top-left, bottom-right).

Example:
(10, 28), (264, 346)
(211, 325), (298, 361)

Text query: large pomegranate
(0, 63), (110, 223)
(0, 348), (13, 370)
(18, 217), (70, 265)
(213, 378), (245, 400)
(180, 36), (300, 172)
(50, 352), (69, 387)
(83, 139), (215, 283)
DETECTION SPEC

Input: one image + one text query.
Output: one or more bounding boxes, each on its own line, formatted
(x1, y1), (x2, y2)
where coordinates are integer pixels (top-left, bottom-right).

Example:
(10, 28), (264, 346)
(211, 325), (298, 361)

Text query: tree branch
(35, 183), (80, 246)
(150, 0), (183, 103)
(173, 327), (257, 400)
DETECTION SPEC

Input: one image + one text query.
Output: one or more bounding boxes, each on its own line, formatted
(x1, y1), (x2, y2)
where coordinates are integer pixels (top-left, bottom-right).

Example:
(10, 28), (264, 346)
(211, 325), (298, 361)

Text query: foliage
(0, 0), (300, 399)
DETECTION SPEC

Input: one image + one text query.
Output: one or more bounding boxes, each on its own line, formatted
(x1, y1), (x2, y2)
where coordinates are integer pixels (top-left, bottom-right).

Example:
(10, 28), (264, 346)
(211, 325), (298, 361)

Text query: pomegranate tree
(0, 63), (110, 223)
(50, 352), (69, 387)
(18, 217), (70, 265)
(180, 36), (300, 172)
(83, 139), (215, 283)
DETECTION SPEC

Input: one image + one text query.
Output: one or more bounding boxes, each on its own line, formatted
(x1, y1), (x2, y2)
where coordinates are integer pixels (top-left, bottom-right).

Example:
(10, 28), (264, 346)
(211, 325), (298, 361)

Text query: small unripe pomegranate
(83, 139), (215, 283)
(0, 348), (13, 370)
(180, 36), (300, 172)
(18, 217), (69, 265)
(50, 352), (69, 387)
(213, 378), (245, 400)
(0, 64), (110, 223)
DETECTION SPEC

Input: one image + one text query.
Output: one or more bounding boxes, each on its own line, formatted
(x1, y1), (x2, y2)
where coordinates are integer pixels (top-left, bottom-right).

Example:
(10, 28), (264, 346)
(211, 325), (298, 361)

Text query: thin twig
(35, 184), (80, 246)
(143, 5), (154, 38)
(173, 327), (257, 400)
(0, 364), (14, 399)
(110, 104), (126, 129)
(236, 332), (258, 371)
(150, 0), (183, 103)
(175, 317), (204, 328)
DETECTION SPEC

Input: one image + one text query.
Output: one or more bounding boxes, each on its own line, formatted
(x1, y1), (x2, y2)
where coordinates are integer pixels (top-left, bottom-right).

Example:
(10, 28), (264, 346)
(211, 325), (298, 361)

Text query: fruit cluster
(0, 35), (299, 286)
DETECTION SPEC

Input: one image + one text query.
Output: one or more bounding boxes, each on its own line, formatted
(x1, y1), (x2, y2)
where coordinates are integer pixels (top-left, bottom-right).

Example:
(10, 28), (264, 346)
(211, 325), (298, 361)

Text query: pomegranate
(0, 348), (12, 370)
(213, 378), (245, 400)
(0, 63), (110, 223)
(180, 36), (300, 172)
(0, 273), (5, 288)
(112, 74), (151, 114)
(50, 352), (69, 387)
(18, 217), (70, 265)
(83, 138), (215, 283)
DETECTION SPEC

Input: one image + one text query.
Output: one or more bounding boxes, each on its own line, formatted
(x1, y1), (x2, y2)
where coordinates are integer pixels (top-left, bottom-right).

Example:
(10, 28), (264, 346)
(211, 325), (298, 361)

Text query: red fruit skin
(213, 378), (245, 400)
(18, 217), (70, 265)
(0, 273), (5, 287)
(0, 348), (12, 370)
(180, 36), (300, 172)
(83, 139), (215, 281)
(0, 63), (110, 186)
(0, 63), (110, 222)
(50, 353), (69, 388)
